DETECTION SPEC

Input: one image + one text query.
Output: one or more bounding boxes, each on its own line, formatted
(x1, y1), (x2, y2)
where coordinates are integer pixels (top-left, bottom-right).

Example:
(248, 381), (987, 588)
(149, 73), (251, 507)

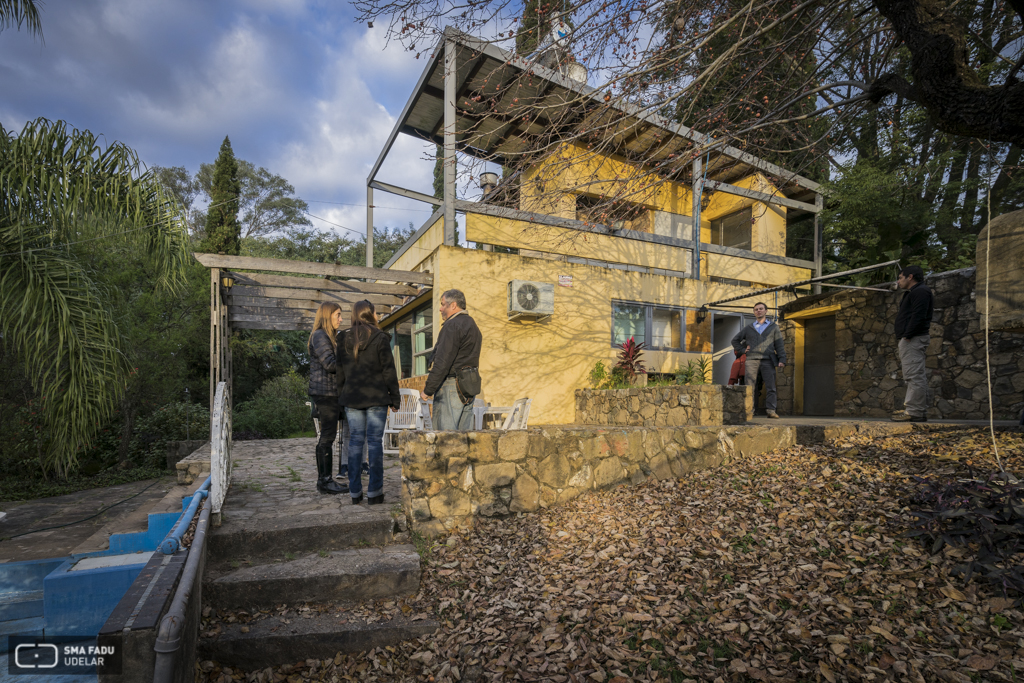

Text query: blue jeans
(345, 406), (387, 499)
(433, 377), (474, 430)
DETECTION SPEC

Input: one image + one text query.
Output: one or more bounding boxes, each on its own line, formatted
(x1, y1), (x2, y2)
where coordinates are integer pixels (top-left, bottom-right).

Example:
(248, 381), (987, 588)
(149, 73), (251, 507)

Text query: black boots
(368, 494), (384, 505)
(315, 444), (347, 494)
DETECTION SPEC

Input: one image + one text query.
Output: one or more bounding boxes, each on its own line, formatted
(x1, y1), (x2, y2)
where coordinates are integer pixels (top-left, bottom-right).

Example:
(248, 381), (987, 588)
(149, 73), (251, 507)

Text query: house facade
(366, 29), (824, 424)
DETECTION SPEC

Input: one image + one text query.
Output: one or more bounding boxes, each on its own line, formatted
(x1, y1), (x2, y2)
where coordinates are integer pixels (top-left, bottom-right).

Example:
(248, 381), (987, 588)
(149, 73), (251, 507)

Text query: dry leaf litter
(197, 428), (1024, 683)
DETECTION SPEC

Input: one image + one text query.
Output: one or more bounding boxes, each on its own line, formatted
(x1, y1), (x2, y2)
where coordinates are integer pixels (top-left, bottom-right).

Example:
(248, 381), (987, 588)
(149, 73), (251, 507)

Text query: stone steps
(203, 545), (421, 611)
(197, 611), (438, 669)
(207, 510), (396, 564)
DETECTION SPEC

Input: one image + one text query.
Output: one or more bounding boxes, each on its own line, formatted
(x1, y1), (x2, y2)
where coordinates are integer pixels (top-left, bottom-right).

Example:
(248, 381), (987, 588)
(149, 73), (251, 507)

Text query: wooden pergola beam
(224, 271), (422, 296)
(227, 285), (402, 306)
(194, 253), (433, 285)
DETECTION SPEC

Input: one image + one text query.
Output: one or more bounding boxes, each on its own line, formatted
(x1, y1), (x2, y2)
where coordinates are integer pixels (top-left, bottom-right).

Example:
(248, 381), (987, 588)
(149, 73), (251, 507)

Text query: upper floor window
(710, 206), (752, 250)
(577, 194), (652, 233)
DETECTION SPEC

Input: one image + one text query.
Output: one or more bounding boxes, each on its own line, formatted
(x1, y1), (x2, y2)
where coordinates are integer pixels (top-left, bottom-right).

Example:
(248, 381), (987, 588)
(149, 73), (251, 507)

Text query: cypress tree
(201, 136), (241, 254)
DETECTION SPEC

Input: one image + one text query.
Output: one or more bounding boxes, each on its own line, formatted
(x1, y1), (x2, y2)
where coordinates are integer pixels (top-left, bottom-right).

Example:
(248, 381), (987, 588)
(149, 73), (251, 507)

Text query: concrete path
(0, 476), (178, 563)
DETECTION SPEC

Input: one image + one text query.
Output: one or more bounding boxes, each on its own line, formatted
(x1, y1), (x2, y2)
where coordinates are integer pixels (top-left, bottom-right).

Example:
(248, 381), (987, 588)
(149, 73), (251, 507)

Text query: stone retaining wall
(778, 267), (1024, 420)
(398, 424), (794, 535)
(574, 385), (753, 426)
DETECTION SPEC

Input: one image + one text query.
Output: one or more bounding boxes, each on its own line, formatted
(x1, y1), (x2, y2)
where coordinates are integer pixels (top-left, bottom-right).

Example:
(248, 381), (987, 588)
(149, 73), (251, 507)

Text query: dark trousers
(313, 396), (341, 449)
(744, 359), (778, 412)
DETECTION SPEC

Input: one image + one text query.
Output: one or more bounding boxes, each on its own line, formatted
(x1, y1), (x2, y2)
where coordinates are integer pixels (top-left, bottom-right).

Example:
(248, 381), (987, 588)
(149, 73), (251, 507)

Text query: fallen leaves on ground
(198, 428), (1024, 682)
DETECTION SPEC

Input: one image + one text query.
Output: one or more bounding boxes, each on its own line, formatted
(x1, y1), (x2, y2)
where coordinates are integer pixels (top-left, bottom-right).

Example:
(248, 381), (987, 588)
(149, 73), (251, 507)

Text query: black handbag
(456, 366), (481, 405)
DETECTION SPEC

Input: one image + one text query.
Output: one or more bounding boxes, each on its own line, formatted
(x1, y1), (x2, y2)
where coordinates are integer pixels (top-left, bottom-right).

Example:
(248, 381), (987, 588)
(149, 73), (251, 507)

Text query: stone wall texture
(398, 424), (794, 535)
(574, 385), (753, 426)
(777, 267), (1024, 420)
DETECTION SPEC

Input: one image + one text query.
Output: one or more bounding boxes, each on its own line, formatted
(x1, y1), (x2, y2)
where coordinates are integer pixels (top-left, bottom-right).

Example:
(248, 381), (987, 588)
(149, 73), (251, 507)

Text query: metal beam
(193, 253), (432, 285)
(444, 37), (457, 246)
(692, 155), (703, 280)
(366, 185), (374, 268)
(366, 43), (440, 184)
(813, 193), (823, 294)
(704, 260), (901, 308)
(456, 199), (815, 269)
(704, 179), (818, 213)
(370, 180), (442, 206)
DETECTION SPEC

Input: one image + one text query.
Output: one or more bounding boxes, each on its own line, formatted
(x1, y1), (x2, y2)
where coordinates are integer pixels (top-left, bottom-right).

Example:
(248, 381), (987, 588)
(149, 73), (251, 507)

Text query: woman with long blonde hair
(337, 300), (401, 504)
(307, 302), (347, 494)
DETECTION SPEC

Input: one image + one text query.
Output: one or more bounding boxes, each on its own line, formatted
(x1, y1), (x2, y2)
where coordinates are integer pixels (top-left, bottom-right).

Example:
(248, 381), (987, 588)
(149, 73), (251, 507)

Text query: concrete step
(197, 611), (438, 669)
(207, 511), (395, 564)
(203, 545), (421, 611)
(0, 589), (44, 622)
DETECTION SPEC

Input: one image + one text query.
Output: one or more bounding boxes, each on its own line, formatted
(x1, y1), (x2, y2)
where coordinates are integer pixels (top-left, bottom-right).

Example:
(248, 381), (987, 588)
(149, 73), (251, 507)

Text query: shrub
(905, 470), (1024, 595)
(129, 401), (212, 469)
(615, 337), (646, 380)
(233, 371), (310, 439)
(675, 356), (712, 385)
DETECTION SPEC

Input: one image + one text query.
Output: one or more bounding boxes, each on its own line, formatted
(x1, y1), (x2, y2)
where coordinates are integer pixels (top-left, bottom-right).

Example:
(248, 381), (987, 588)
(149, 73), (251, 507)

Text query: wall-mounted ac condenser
(507, 280), (555, 320)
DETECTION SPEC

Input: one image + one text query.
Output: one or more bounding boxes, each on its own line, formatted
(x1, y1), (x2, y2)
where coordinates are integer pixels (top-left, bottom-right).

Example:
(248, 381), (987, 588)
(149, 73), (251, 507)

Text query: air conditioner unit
(507, 280), (555, 321)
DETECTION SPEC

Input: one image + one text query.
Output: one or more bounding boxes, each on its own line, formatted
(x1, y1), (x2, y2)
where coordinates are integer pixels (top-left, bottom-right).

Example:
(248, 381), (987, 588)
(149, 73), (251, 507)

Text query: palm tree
(0, 119), (190, 476)
(0, 0), (42, 35)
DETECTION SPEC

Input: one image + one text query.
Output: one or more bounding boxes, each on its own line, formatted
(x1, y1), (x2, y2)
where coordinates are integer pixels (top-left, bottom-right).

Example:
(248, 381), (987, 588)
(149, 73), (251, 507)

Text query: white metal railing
(210, 381), (231, 522)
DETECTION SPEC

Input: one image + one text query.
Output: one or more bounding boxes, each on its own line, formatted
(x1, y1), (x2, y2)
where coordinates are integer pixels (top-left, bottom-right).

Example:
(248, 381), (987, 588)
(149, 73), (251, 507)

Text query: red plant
(615, 336), (646, 379)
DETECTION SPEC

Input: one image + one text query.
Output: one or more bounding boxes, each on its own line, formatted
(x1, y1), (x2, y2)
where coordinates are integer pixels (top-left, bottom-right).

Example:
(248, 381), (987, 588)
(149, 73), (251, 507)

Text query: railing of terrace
(210, 381), (231, 526)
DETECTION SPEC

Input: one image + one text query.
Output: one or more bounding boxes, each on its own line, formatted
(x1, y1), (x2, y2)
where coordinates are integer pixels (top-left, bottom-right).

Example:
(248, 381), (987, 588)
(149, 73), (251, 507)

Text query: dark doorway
(803, 316), (836, 416)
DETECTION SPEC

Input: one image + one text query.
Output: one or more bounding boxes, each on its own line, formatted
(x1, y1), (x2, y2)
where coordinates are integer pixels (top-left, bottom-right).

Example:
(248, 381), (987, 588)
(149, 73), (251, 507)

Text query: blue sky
(0, 0), (446, 239)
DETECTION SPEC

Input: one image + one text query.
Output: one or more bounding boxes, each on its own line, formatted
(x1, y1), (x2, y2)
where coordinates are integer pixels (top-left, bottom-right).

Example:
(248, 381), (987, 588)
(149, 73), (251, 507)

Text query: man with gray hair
(421, 289), (483, 430)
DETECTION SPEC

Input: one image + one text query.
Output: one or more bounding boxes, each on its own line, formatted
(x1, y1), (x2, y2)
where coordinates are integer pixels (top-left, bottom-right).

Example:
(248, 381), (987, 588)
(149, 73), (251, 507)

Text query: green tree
(200, 136), (241, 254)
(198, 159), (311, 239)
(0, 119), (189, 476)
(152, 165), (204, 238)
(516, 0), (571, 55)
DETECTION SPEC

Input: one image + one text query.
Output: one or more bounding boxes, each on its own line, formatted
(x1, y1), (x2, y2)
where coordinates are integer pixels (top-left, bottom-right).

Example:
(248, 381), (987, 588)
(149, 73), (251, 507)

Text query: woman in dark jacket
(337, 300), (401, 504)
(307, 302), (347, 495)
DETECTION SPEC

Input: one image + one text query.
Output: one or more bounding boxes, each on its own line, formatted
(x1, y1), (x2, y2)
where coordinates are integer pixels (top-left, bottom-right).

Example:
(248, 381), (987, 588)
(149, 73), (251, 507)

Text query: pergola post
(443, 37), (457, 246)
(813, 193), (823, 294)
(209, 268), (219, 414)
(691, 156), (703, 280)
(366, 185), (374, 268)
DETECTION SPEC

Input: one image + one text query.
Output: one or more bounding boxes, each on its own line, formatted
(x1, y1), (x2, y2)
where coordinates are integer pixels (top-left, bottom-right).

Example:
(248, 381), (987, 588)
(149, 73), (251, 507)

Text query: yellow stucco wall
(519, 144), (790, 260)
(429, 246), (715, 424)
(389, 215), (444, 273)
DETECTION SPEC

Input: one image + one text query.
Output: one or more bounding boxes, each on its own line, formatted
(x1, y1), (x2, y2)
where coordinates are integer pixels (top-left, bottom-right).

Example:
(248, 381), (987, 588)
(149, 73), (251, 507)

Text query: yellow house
(365, 29), (824, 424)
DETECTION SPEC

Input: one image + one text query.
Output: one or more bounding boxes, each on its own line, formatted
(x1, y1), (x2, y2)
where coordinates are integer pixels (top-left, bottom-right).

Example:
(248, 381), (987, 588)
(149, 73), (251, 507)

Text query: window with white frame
(710, 206), (753, 250)
(612, 301), (687, 350)
(389, 303), (433, 378)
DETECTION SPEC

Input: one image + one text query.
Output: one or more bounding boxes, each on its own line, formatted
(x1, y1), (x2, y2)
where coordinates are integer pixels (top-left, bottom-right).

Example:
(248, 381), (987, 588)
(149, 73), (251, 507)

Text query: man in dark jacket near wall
(421, 289), (483, 430)
(891, 265), (934, 422)
(731, 302), (787, 418)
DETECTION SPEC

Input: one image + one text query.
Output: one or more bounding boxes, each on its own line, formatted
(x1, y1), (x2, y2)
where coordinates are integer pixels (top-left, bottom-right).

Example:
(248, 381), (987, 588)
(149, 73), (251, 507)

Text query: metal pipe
(704, 259), (900, 308)
(819, 283), (894, 293)
(153, 502), (211, 683)
(159, 476), (211, 555)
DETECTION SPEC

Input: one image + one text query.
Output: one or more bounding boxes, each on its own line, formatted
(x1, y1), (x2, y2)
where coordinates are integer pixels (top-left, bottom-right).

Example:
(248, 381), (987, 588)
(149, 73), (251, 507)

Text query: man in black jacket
(891, 265), (934, 422)
(421, 289), (483, 430)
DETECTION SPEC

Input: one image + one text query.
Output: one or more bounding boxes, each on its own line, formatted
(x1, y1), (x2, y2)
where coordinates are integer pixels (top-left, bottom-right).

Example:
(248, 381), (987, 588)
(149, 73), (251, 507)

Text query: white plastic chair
(383, 389), (423, 455)
(500, 398), (532, 430)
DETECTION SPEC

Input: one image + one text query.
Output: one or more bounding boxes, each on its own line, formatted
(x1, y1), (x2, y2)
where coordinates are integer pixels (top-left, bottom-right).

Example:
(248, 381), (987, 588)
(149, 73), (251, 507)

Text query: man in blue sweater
(732, 302), (787, 418)
(891, 266), (934, 422)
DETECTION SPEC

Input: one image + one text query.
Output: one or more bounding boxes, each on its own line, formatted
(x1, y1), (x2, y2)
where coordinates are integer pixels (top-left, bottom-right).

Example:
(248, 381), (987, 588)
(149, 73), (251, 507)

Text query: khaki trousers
(898, 335), (930, 417)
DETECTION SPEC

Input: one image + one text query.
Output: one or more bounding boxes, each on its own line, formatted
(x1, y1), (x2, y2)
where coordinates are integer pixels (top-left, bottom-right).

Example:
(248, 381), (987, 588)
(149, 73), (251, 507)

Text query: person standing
(731, 302), (786, 418)
(420, 289), (482, 430)
(338, 300), (401, 504)
(307, 303), (347, 495)
(891, 265), (934, 422)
